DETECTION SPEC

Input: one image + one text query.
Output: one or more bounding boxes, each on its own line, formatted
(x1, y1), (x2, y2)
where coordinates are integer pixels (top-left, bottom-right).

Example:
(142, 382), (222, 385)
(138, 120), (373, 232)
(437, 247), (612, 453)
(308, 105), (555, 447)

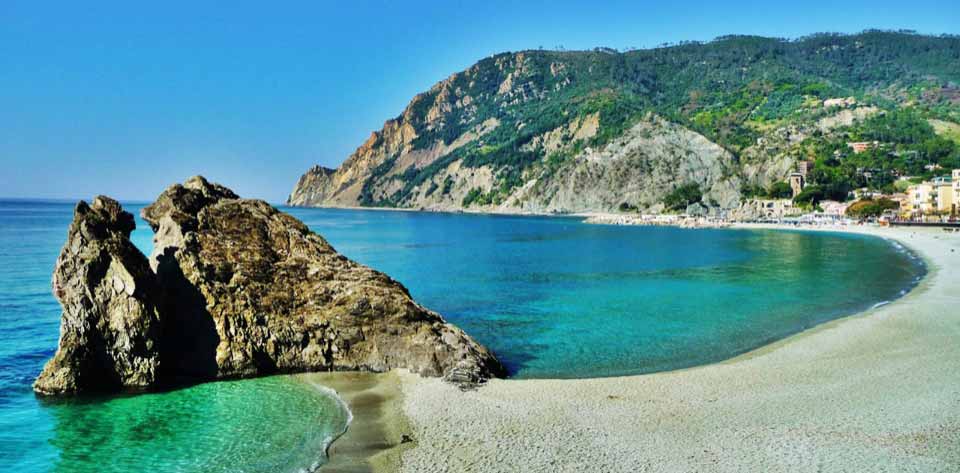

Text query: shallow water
(0, 200), (924, 471)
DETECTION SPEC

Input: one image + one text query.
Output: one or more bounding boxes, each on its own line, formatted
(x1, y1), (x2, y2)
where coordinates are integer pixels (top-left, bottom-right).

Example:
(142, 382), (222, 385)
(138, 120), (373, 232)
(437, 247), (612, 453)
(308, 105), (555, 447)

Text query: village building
(954, 170), (960, 211)
(823, 97), (856, 108)
(937, 176), (956, 216)
(853, 188), (884, 200)
(819, 200), (849, 217)
(731, 199), (803, 221)
(905, 171), (958, 216)
(906, 182), (937, 215)
(788, 172), (805, 197)
(847, 141), (879, 154)
(856, 167), (881, 181)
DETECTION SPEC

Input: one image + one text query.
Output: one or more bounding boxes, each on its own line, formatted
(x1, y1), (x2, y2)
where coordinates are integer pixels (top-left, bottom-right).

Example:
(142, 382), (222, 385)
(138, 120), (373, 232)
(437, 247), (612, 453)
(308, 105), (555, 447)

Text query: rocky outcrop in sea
(34, 197), (164, 395)
(35, 177), (504, 395)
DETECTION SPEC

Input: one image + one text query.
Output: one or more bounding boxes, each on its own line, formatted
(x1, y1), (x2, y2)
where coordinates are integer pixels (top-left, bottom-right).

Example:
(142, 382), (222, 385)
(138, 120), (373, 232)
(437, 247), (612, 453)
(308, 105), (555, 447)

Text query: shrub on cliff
(664, 183), (703, 211)
(767, 181), (794, 199)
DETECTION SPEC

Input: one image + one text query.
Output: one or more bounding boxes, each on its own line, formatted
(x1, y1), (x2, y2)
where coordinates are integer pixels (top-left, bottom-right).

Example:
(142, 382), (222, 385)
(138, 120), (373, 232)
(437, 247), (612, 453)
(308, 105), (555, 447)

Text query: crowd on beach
(582, 212), (866, 229)
(584, 213), (731, 228)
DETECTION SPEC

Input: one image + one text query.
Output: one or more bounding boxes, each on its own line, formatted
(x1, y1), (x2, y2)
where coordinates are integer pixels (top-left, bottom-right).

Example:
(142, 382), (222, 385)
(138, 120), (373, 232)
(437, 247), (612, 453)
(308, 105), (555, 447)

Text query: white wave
(299, 379), (354, 473)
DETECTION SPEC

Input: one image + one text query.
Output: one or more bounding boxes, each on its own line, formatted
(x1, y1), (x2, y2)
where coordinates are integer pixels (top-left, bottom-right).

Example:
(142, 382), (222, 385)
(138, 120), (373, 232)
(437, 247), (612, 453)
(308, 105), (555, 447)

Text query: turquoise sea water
(0, 200), (924, 472)
(288, 207), (924, 378)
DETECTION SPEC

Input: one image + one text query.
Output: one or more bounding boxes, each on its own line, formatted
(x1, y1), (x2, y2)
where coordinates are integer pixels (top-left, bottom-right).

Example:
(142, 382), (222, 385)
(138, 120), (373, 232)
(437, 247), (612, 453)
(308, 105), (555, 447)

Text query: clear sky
(2, 1), (958, 202)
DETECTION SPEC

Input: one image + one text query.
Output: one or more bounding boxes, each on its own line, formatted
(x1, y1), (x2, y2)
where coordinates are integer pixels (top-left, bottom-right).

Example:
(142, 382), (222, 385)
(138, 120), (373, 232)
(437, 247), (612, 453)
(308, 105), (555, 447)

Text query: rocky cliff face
(287, 113), (747, 214)
(509, 116), (743, 213)
(36, 177), (504, 396)
(287, 165), (337, 208)
(34, 197), (164, 395)
(287, 109), (746, 213)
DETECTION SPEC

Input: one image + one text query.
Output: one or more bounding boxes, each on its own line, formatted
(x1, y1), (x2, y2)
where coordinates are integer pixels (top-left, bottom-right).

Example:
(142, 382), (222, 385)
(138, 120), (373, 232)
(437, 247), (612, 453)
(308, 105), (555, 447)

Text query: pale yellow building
(905, 171), (958, 216)
(939, 181), (956, 215)
(955, 170), (960, 210)
(906, 182), (936, 215)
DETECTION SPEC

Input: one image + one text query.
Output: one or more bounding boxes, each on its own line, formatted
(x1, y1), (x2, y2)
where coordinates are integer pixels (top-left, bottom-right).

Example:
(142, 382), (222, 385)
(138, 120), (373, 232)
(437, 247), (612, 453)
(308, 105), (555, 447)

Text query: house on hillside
(847, 141), (879, 154)
(823, 97), (856, 108)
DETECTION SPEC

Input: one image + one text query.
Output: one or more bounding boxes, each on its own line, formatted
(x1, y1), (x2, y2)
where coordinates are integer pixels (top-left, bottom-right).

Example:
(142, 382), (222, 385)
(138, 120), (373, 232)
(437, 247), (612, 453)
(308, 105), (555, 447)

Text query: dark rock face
(35, 177), (504, 396)
(34, 197), (163, 395)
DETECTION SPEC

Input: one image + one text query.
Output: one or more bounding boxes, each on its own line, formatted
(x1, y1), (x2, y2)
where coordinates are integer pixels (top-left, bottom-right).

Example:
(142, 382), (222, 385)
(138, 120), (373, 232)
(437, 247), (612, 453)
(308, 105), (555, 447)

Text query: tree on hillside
(664, 183), (703, 211)
(767, 181), (794, 198)
(846, 198), (900, 218)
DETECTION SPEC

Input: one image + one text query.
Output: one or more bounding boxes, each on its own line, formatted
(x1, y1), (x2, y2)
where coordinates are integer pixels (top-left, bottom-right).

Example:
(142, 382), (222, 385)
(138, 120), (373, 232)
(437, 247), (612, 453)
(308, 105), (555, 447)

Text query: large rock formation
(35, 177), (504, 396)
(143, 176), (503, 383)
(34, 197), (163, 395)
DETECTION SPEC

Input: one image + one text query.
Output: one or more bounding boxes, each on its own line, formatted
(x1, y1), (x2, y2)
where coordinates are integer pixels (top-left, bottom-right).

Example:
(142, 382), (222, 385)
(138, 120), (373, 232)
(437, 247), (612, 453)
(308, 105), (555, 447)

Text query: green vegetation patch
(846, 197), (901, 218)
(663, 183), (703, 211)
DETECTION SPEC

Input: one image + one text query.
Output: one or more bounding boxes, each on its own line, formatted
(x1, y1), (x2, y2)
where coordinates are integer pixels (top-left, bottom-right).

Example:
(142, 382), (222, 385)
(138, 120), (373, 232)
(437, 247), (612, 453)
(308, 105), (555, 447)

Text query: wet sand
(301, 371), (413, 473)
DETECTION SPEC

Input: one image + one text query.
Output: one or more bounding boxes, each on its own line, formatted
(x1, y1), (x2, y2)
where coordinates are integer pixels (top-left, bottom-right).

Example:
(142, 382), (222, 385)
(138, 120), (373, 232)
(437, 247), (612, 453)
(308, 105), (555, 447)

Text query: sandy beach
(299, 371), (412, 473)
(342, 225), (960, 472)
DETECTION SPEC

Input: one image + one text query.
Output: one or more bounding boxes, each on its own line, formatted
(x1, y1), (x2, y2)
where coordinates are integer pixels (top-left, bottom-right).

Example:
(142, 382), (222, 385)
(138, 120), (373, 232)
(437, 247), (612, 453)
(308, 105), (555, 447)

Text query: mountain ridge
(289, 30), (960, 214)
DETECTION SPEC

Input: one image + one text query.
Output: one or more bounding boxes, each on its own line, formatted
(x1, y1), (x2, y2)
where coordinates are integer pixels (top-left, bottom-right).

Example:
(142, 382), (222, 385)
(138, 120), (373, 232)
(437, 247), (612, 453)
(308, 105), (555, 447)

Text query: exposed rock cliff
(288, 111), (744, 213)
(36, 178), (504, 395)
(34, 197), (163, 395)
(509, 116), (742, 213)
(287, 165), (337, 207)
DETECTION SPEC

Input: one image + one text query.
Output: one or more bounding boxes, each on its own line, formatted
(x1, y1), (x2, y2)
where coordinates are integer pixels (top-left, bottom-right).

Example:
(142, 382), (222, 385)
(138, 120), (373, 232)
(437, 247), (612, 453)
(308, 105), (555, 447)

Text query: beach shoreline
(374, 224), (959, 472)
(304, 371), (413, 473)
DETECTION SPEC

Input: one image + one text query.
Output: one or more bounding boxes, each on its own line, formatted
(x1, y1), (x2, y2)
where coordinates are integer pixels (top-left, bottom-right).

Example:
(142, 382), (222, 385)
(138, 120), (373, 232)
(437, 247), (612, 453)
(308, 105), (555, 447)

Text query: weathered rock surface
(143, 176), (504, 383)
(34, 197), (163, 395)
(287, 165), (337, 207)
(289, 113), (745, 214)
(509, 116), (742, 213)
(35, 178), (504, 395)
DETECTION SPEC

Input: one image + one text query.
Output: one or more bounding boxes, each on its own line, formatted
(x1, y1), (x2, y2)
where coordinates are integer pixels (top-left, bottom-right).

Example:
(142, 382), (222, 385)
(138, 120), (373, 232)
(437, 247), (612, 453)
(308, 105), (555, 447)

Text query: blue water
(0, 200), (925, 471)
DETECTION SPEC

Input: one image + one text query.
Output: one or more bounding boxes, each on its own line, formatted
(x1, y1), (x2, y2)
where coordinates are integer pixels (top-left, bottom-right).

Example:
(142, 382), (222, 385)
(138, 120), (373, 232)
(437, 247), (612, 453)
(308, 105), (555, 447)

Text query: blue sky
(2, 1), (958, 202)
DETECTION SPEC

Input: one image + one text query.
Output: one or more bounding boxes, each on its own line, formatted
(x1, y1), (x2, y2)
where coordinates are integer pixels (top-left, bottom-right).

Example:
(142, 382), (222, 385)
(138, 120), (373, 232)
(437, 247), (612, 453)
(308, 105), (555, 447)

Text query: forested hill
(289, 31), (960, 214)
